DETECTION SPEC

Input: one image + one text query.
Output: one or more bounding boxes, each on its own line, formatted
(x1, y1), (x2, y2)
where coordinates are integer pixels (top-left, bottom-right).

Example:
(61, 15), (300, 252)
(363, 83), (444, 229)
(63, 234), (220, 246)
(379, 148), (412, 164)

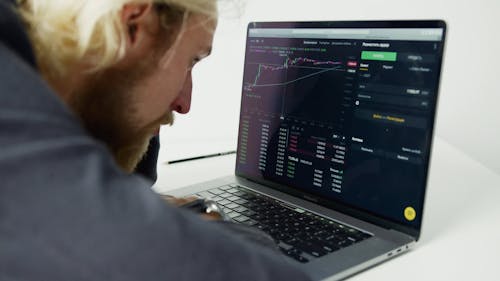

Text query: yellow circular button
(404, 207), (416, 221)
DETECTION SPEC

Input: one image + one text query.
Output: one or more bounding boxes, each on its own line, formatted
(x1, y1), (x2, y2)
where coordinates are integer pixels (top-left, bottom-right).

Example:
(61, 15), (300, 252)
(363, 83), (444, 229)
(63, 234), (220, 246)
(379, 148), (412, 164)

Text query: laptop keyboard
(193, 184), (372, 263)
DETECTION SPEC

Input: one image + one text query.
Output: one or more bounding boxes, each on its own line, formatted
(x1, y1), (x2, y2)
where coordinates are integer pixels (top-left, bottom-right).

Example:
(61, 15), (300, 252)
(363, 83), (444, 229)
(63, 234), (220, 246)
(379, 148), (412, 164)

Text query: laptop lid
(235, 20), (446, 239)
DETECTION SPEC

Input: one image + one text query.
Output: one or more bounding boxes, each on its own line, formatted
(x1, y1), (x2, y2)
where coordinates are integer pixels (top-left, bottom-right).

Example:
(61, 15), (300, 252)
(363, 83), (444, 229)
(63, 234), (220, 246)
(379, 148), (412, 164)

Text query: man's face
(71, 12), (215, 172)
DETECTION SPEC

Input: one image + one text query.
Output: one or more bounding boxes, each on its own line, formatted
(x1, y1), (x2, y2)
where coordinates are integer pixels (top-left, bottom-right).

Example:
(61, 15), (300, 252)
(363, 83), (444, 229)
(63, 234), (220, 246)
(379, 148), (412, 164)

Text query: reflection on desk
(154, 136), (500, 281)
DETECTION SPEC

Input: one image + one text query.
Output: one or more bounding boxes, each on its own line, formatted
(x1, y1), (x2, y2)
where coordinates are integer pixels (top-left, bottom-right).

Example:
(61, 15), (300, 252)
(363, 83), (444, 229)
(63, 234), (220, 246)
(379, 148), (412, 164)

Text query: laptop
(168, 20), (447, 280)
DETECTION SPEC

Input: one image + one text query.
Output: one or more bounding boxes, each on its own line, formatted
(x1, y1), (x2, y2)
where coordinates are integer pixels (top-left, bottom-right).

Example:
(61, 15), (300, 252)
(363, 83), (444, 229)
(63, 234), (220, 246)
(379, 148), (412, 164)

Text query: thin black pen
(166, 150), (236, 164)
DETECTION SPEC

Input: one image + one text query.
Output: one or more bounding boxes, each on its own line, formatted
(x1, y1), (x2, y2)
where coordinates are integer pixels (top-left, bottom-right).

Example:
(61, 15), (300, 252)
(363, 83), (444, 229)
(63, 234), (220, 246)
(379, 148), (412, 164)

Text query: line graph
(242, 54), (348, 122)
(245, 56), (345, 90)
(251, 68), (342, 88)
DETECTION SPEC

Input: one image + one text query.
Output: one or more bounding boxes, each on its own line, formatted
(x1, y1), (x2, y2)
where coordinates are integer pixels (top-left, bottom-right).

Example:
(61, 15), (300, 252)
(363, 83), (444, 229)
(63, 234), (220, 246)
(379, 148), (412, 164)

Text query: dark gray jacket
(0, 1), (310, 280)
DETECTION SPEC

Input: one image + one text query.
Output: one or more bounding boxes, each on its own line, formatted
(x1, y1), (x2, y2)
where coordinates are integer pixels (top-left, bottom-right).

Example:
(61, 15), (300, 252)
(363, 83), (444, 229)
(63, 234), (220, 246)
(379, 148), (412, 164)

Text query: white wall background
(159, 0), (500, 177)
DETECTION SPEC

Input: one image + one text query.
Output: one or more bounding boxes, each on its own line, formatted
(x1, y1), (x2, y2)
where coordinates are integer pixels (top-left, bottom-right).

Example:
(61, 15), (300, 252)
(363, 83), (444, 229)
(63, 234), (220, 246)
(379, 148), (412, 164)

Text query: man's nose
(171, 73), (193, 114)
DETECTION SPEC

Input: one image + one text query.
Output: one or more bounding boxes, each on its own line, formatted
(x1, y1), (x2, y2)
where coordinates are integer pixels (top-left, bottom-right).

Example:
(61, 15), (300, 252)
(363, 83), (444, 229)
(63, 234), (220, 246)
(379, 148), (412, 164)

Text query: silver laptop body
(169, 20), (447, 280)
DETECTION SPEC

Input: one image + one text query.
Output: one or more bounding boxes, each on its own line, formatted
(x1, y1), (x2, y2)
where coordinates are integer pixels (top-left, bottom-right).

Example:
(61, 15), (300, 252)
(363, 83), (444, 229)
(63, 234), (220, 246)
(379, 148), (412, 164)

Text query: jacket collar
(0, 0), (37, 68)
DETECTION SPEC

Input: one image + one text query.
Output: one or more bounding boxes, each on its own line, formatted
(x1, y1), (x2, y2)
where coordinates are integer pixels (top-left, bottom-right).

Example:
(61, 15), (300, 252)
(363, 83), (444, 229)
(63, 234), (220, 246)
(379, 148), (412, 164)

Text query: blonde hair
(16, 0), (217, 77)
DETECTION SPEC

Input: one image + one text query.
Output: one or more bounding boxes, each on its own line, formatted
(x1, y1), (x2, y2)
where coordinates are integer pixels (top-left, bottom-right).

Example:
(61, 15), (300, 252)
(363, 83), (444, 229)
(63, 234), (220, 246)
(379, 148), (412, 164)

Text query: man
(0, 0), (311, 280)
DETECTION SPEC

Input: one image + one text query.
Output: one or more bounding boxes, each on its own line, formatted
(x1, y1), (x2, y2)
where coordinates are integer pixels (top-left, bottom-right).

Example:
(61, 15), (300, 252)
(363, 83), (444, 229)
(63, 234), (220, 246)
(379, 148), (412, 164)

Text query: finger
(159, 195), (188, 206)
(159, 194), (175, 203)
(174, 196), (199, 206)
(160, 195), (199, 207)
(201, 212), (223, 221)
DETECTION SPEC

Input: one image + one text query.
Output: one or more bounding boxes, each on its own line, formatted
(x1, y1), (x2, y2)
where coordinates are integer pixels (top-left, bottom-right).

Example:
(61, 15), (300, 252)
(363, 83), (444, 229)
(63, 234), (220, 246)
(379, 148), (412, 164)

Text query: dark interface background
(236, 27), (444, 228)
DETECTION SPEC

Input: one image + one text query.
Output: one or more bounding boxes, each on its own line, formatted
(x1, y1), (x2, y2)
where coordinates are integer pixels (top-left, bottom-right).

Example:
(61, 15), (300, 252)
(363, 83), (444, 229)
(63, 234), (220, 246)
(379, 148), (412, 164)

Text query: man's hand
(160, 194), (197, 206)
(160, 194), (223, 221)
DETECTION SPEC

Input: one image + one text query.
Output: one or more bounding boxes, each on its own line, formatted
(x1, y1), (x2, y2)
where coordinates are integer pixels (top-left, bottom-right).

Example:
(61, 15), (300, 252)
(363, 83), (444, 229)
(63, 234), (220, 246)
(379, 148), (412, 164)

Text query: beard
(68, 59), (173, 173)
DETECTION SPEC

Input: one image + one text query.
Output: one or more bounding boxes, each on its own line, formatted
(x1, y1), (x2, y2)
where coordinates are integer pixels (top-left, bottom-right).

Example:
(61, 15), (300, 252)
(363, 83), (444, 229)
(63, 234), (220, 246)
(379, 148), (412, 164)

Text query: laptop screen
(235, 21), (446, 234)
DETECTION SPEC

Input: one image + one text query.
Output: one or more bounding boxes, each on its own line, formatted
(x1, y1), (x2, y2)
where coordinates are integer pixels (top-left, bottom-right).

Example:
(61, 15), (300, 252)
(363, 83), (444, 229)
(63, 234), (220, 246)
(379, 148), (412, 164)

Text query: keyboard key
(233, 215), (250, 223)
(346, 227), (360, 235)
(336, 239), (354, 248)
(255, 224), (269, 232)
(307, 237), (340, 252)
(217, 199), (232, 206)
(322, 244), (339, 252)
(325, 234), (341, 242)
(242, 219), (258, 226)
(225, 203), (240, 209)
(280, 248), (309, 263)
(196, 191), (212, 198)
(240, 193), (255, 200)
(239, 209), (256, 217)
(294, 242), (328, 258)
(308, 250), (327, 258)
(347, 236), (359, 243)
(232, 191), (246, 196)
(249, 213), (265, 221)
(225, 211), (237, 217)
(283, 237), (299, 246)
(227, 212), (241, 219)
(211, 196), (222, 202)
(312, 230), (329, 238)
(208, 188), (224, 195)
(276, 233), (292, 241)
(233, 206), (248, 213)
(219, 185), (232, 190)
(234, 198), (249, 205)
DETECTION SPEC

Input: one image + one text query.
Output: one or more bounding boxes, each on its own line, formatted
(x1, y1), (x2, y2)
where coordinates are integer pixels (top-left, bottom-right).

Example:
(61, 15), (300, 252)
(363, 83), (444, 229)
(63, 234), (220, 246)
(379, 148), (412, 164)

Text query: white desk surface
(154, 136), (500, 281)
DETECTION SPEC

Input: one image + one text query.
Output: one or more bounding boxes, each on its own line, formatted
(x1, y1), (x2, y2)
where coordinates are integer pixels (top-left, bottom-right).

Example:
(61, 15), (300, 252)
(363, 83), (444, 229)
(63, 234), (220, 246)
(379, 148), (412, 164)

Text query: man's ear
(121, 3), (155, 49)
